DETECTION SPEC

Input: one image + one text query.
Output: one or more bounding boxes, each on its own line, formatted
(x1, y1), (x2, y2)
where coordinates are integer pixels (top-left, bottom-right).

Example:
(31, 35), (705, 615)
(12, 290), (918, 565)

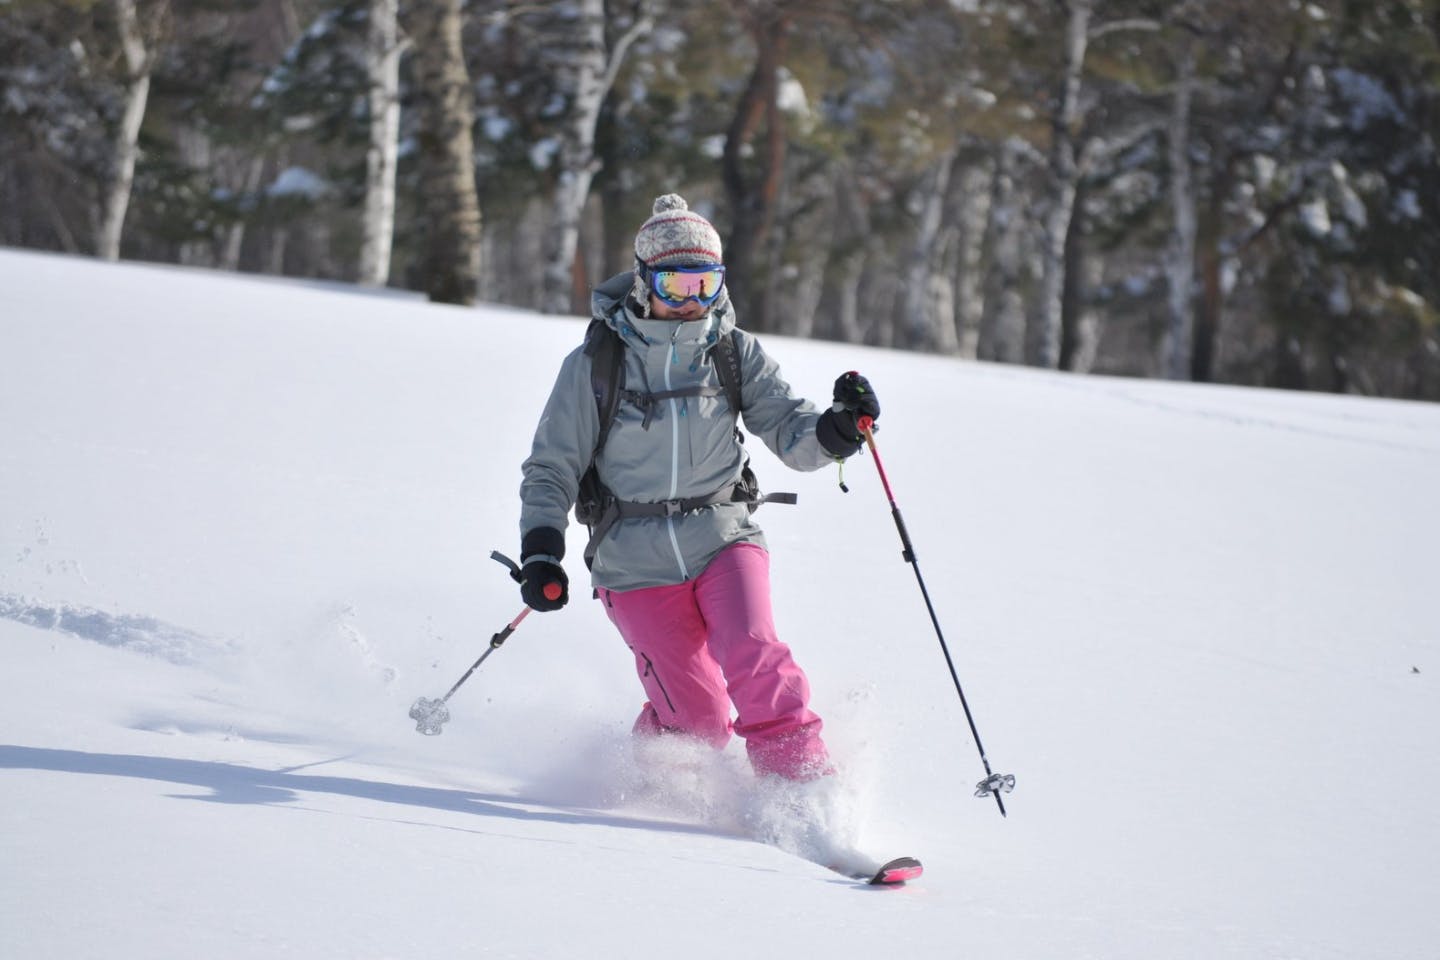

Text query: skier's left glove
(817, 371), (880, 458)
(519, 527), (569, 612)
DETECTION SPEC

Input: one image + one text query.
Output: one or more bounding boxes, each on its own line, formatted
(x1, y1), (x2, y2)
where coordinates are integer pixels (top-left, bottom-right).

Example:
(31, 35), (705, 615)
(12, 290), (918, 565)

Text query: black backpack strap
(619, 385), (727, 429)
(609, 482), (796, 520)
(712, 329), (744, 415)
(707, 328), (795, 507)
(583, 317), (625, 457)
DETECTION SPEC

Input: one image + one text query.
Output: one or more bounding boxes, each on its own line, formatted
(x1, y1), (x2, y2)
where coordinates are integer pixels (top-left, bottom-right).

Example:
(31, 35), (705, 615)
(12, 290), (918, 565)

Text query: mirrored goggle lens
(652, 266), (725, 304)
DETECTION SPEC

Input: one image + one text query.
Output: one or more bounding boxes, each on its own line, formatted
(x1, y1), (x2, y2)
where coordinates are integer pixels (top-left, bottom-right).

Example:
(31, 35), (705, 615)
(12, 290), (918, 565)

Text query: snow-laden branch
(1089, 18), (1162, 42)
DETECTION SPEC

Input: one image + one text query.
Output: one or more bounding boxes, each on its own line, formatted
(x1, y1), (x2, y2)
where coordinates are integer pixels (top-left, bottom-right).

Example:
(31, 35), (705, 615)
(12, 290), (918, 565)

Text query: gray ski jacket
(520, 272), (841, 592)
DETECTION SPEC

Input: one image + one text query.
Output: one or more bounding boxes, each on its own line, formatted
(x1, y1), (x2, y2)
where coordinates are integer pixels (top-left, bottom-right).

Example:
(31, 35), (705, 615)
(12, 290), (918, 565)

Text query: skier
(517, 193), (880, 784)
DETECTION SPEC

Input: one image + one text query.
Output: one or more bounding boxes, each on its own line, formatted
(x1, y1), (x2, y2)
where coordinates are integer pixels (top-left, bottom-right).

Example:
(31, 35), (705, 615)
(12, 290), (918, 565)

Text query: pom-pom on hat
(634, 194), (723, 268)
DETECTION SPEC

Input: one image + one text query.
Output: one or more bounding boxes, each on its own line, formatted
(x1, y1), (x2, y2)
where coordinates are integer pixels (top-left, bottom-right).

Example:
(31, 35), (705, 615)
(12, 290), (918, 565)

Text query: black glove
(816, 371), (880, 458)
(519, 527), (569, 611)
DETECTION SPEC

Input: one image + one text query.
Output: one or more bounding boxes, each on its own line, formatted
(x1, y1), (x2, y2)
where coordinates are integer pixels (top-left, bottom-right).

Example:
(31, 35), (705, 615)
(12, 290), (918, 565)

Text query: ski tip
(868, 856), (923, 886)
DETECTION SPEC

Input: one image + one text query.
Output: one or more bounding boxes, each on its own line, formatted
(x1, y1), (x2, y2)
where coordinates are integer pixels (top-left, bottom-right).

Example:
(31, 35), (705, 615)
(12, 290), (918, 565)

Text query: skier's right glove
(519, 527), (569, 612)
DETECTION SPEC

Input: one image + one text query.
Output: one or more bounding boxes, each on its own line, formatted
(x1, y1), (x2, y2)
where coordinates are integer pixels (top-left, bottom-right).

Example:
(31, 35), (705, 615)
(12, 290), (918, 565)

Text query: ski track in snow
(1001, 363), (1440, 456)
(0, 593), (224, 665)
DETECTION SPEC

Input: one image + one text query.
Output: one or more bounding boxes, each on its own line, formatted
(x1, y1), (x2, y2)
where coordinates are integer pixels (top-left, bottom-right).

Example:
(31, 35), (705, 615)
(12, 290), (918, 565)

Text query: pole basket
(409, 697), (451, 736)
(974, 772), (1016, 799)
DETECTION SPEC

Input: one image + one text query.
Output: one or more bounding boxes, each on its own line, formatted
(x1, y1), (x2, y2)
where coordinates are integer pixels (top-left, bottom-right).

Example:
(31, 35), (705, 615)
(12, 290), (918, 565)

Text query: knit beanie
(634, 194), (724, 268)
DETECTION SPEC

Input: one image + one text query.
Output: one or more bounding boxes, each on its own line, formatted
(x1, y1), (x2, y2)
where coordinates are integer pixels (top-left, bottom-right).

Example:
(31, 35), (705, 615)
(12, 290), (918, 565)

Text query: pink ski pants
(598, 542), (829, 780)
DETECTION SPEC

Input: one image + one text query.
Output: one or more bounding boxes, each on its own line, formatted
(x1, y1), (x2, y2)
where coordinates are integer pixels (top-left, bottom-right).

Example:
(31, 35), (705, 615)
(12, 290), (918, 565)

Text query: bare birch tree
(97, 0), (166, 261)
(953, 159), (994, 359)
(1030, 3), (1161, 369)
(540, 0), (653, 315)
(1160, 36), (1198, 379)
(359, 0), (404, 287)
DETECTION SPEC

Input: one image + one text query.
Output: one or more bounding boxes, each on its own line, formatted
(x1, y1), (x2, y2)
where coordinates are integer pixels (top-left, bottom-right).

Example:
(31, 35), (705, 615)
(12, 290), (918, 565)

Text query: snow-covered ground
(2, 247), (1437, 959)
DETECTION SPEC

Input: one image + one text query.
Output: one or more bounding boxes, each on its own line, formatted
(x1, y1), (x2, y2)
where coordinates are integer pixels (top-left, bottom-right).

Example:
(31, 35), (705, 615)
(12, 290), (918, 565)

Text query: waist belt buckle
(663, 500), (683, 517)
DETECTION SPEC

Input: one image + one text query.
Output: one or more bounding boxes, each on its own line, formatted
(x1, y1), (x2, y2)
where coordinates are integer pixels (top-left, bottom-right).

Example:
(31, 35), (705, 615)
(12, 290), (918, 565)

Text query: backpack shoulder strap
(583, 317), (625, 455)
(712, 329), (744, 415)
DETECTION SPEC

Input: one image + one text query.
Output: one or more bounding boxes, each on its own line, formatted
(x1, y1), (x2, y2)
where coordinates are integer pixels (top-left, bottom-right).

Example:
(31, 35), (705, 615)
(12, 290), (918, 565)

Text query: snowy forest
(3, 0), (1438, 401)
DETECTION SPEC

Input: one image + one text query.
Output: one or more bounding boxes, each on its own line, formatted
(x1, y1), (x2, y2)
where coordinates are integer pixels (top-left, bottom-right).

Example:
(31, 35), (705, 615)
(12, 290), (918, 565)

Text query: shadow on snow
(0, 743), (716, 839)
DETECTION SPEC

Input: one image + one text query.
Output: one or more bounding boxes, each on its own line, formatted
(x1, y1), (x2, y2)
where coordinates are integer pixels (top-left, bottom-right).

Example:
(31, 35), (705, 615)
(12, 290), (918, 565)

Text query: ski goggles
(646, 263), (726, 308)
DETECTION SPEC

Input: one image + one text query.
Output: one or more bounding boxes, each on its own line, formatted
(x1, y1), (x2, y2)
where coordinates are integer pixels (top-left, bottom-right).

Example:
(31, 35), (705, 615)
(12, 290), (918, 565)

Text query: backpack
(573, 317), (794, 568)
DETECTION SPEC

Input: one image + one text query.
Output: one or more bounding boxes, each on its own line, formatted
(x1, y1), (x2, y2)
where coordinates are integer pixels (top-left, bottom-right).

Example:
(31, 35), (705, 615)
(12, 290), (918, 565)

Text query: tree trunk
(930, 226), (960, 354)
(97, 0), (155, 261)
(1065, 248), (1103, 373)
(978, 142), (1026, 364)
(954, 158), (993, 359)
(1058, 174), (1092, 371)
(598, 153), (631, 279)
(359, 0), (403, 287)
(404, 0), (481, 305)
(902, 149), (960, 353)
(831, 163), (869, 344)
(721, 8), (790, 329)
(542, 0), (651, 314)
(220, 155), (266, 271)
(1160, 39), (1198, 380)
(1194, 239), (1223, 382)
(1193, 158), (1243, 384)
(1029, 0), (1090, 369)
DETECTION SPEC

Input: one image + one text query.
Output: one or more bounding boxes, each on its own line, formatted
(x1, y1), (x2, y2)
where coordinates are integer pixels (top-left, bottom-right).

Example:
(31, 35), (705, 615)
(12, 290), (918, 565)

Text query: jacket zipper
(663, 329), (689, 580)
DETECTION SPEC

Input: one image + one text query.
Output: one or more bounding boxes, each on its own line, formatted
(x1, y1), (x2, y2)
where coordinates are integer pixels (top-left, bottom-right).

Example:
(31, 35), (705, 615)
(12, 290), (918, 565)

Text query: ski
(866, 856), (923, 885)
(829, 855), (923, 886)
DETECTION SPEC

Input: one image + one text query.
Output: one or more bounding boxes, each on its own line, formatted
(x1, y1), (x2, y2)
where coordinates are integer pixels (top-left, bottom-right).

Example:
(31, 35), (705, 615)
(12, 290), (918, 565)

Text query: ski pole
(855, 416), (1015, 816)
(407, 551), (560, 735)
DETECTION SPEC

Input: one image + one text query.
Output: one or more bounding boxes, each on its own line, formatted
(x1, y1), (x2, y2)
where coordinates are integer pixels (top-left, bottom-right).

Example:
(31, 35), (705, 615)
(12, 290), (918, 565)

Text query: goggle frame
(645, 262), (727, 308)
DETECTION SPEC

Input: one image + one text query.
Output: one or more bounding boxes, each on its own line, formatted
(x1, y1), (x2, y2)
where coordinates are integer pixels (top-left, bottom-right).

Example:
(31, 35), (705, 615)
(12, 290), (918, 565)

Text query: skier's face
(649, 294), (707, 321)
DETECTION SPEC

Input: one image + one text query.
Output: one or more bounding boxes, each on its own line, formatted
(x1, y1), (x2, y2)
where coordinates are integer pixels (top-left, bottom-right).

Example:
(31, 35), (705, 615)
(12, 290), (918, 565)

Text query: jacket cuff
(521, 526), (566, 563)
(816, 409), (862, 458)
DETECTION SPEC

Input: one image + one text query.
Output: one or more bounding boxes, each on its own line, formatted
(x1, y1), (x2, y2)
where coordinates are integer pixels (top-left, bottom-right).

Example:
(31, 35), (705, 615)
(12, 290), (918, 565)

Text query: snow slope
(2, 248), (1437, 959)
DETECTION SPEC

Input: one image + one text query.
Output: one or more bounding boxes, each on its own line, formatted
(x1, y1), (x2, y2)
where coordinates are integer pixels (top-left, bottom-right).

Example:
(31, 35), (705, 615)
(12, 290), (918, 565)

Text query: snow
(1330, 67), (1406, 131)
(1300, 196), (1333, 237)
(481, 113), (513, 142)
(776, 68), (810, 118)
(2, 248), (1439, 958)
(266, 166), (331, 199)
(528, 136), (560, 170)
(1395, 188), (1422, 220)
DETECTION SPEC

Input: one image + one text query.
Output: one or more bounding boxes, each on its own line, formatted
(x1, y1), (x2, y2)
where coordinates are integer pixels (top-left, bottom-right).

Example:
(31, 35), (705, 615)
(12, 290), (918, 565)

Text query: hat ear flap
(630, 270), (651, 318)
